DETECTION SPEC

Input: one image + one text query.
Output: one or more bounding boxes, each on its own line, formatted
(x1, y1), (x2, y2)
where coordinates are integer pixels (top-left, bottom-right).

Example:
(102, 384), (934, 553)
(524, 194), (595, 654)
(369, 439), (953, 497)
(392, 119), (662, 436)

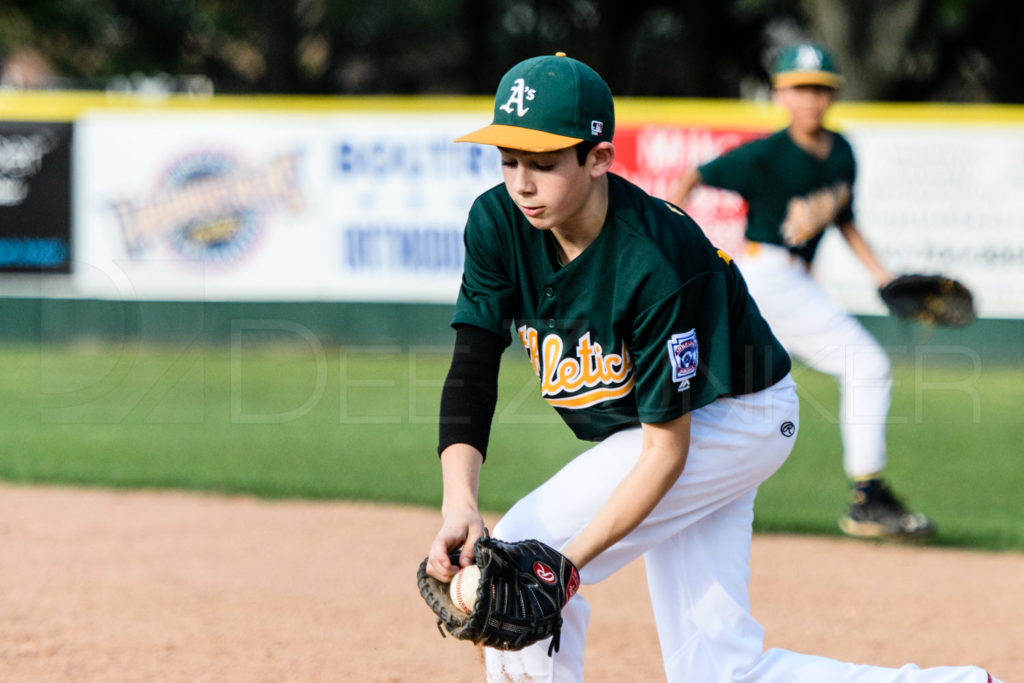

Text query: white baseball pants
(484, 376), (994, 682)
(736, 243), (891, 478)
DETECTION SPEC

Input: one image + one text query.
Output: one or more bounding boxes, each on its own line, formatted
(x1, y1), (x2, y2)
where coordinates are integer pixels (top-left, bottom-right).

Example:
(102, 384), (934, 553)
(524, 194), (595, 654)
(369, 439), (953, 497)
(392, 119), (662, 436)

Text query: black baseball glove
(417, 536), (580, 655)
(879, 274), (976, 327)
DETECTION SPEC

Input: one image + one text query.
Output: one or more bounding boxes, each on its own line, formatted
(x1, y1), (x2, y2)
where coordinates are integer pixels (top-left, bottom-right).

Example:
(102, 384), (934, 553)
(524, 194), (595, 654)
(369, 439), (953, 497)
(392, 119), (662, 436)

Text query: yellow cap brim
(454, 124), (582, 153)
(772, 71), (843, 89)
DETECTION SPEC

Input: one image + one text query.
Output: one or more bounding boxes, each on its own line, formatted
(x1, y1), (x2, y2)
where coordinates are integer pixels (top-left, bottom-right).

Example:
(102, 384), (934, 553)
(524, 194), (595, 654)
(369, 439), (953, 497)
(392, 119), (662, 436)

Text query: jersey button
(544, 287), (554, 297)
(546, 318), (556, 329)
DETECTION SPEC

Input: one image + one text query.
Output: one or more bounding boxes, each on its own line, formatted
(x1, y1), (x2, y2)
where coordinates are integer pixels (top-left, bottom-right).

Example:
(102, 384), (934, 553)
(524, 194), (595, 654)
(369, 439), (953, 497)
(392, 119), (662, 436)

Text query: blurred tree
(803, 0), (1024, 102)
(932, 0), (1024, 102)
(448, 0), (802, 98)
(0, 0), (1019, 101)
(804, 0), (923, 101)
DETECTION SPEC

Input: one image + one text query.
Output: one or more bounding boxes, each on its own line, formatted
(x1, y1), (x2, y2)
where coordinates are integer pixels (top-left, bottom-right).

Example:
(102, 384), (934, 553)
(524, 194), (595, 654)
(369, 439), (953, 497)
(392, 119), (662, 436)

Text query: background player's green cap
(771, 43), (843, 89)
(455, 52), (614, 153)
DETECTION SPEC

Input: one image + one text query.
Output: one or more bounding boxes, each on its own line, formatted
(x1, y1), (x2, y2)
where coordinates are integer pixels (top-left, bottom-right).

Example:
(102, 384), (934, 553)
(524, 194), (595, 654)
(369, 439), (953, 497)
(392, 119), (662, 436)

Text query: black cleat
(839, 478), (935, 540)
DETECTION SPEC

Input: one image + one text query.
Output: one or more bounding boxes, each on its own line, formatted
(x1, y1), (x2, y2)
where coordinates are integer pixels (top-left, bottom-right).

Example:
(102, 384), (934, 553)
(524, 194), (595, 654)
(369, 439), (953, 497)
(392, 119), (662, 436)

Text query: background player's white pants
(484, 377), (991, 682)
(737, 244), (891, 478)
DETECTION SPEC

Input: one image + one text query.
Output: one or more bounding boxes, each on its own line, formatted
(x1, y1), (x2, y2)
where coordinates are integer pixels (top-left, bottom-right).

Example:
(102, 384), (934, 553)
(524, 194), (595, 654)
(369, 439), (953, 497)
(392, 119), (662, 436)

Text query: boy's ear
(589, 142), (615, 177)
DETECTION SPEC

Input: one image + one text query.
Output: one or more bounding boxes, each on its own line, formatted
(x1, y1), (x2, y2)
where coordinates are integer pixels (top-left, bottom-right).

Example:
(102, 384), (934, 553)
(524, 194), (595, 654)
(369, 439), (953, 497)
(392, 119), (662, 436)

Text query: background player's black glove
(417, 536), (580, 655)
(879, 273), (976, 327)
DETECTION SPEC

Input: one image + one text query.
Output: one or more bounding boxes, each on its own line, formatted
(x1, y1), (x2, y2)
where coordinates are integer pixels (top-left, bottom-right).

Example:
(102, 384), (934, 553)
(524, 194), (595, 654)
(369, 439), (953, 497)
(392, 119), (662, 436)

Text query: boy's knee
(845, 343), (891, 383)
(491, 506), (534, 542)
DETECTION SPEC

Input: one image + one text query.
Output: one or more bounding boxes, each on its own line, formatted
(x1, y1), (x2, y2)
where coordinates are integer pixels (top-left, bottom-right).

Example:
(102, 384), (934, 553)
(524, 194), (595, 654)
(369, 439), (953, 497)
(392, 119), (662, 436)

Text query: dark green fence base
(1, 298), (458, 348)
(855, 315), (1023, 364)
(1, 297), (1021, 361)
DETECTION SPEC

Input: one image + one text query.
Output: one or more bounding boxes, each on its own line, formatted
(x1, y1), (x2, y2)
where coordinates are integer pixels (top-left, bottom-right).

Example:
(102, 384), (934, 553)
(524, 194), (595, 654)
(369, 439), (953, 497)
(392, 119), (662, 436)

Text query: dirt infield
(1, 483), (1020, 682)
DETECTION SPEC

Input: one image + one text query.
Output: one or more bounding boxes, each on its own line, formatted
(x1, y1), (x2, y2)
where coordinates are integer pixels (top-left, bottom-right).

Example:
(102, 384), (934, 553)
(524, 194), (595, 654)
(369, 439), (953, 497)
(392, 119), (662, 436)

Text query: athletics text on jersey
(518, 328), (635, 409)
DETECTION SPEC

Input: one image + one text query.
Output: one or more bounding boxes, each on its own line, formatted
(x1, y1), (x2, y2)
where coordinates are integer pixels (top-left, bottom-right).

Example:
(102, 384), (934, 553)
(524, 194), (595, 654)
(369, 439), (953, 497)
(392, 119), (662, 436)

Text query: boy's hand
(426, 504), (487, 581)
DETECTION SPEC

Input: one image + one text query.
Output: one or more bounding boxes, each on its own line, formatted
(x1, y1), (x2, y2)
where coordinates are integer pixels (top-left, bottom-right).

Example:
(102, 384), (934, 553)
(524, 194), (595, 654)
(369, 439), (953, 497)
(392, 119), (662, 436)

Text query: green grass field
(1, 343), (1020, 551)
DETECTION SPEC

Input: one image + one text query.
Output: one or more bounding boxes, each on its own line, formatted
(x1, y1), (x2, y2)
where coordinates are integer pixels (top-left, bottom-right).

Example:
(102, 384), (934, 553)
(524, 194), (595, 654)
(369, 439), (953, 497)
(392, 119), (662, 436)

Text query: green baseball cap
(771, 43), (843, 89)
(455, 52), (615, 153)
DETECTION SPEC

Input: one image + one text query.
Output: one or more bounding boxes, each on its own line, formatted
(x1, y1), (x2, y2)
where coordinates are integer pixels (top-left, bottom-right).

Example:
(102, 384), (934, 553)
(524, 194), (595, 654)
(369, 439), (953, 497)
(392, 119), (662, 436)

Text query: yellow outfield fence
(2, 89), (1022, 127)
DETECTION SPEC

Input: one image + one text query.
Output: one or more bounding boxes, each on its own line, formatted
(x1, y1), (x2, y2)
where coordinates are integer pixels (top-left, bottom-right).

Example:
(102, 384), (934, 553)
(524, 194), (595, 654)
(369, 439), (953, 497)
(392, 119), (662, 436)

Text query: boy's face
(773, 84), (836, 132)
(498, 145), (610, 232)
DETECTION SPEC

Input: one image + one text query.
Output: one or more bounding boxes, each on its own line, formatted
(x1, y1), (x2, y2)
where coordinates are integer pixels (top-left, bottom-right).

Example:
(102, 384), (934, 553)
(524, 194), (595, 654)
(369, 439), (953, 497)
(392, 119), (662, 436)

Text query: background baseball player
(423, 52), (1002, 681)
(669, 43), (934, 541)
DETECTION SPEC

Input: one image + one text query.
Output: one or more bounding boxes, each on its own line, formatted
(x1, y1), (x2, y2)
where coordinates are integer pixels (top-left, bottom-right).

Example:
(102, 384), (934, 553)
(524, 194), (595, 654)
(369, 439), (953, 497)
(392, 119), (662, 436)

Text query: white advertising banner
(323, 114), (501, 302)
(814, 123), (1024, 318)
(74, 111), (501, 302)
(71, 103), (1024, 316)
(614, 116), (1024, 319)
(75, 112), (332, 300)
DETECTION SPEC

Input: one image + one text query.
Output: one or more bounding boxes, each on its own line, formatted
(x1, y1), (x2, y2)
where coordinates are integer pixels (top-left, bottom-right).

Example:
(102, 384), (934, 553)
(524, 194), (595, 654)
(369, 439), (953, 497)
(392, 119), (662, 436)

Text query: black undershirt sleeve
(437, 324), (507, 460)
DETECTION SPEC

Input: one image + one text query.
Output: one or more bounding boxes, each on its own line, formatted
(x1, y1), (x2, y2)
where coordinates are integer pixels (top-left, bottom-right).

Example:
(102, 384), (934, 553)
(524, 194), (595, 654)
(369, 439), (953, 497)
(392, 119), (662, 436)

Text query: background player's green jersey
(453, 173), (790, 442)
(699, 129), (856, 263)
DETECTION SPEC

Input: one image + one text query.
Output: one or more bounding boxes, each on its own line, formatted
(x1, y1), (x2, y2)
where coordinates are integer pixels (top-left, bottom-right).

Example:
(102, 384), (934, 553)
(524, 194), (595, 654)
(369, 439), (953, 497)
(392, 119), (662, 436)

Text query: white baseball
(449, 564), (481, 614)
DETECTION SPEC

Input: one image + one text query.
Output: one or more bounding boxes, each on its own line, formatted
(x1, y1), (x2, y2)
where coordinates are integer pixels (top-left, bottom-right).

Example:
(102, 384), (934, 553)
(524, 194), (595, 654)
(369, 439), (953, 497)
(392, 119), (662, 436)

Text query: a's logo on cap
(590, 120), (603, 136)
(499, 78), (536, 117)
(795, 45), (823, 70)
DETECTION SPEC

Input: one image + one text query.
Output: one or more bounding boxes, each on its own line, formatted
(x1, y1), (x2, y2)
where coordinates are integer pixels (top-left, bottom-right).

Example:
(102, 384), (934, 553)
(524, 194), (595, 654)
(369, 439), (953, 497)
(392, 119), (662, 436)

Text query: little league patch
(667, 329), (698, 391)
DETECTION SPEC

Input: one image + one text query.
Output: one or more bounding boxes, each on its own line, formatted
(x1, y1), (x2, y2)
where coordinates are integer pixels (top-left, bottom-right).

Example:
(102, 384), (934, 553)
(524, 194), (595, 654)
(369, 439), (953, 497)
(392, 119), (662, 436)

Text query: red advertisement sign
(611, 124), (765, 256)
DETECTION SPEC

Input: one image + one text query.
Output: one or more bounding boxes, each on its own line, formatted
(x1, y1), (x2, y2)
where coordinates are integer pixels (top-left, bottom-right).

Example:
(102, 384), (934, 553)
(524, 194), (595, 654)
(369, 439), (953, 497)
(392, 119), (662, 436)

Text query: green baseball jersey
(698, 129), (856, 263)
(453, 173), (791, 442)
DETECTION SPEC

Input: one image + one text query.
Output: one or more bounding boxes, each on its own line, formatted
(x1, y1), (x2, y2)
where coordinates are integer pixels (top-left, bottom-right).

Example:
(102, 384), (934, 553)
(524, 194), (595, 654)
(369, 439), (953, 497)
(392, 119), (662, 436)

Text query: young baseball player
(669, 43), (935, 541)
(426, 52), (1001, 682)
